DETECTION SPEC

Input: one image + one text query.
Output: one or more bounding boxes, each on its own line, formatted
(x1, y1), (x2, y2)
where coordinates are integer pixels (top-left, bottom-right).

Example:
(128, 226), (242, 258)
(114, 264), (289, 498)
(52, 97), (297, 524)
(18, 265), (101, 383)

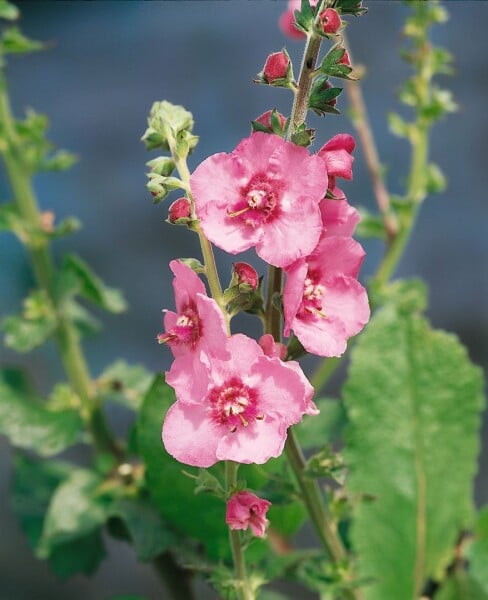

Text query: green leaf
(11, 456), (105, 578)
(107, 497), (176, 562)
(1, 27), (43, 54)
(41, 149), (78, 172)
(136, 374), (229, 559)
(65, 300), (102, 336)
(268, 501), (307, 538)
(355, 208), (386, 240)
(295, 397), (347, 449)
(435, 572), (488, 600)
(3, 289), (57, 352)
(344, 305), (485, 599)
(38, 469), (107, 557)
(96, 360), (153, 411)
(0, 1), (19, 20)
(388, 112), (411, 139)
(468, 507), (488, 594)
(0, 369), (83, 455)
(61, 254), (127, 313)
(425, 162), (447, 194)
(146, 156), (176, 177)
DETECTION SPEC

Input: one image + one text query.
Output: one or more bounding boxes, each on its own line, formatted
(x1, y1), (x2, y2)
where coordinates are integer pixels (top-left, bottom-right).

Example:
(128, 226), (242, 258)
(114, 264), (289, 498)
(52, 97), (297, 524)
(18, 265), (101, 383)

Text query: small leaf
(3, 290), (57, 352)
(388, 112), (411, 138)
(356, 208), (387, 240)
(0, 1), (19, 20)
(96, 360), (153, 411)
(62, 254), (127, 313)
(146, 156), (175, 177)
(0, 368), (84, 456)
(425, 162), (447, 194)
(41, 149), (78, 172)
(1, 27), (43, 54)
(468, 507), (488, 594)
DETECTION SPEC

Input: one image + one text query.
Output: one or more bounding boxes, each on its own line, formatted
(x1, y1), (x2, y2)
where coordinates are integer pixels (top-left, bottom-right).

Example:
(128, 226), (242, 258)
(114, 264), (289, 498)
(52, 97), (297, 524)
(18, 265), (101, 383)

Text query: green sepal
(175, 129), (199, 159)
(3, 289), (57, 352)
(96, 360), (153, 412)
(59, 254), (128, 314)
(388, 112), (411, 139)
(309, 75), (342, 116)
(0, 368), (84, 456)
(319, 45), (354, 80)
(146, 172), (185, 204)
(290, 126), (316, 146)
(182, 468), (226, 500)
(146, 156), (176, 177)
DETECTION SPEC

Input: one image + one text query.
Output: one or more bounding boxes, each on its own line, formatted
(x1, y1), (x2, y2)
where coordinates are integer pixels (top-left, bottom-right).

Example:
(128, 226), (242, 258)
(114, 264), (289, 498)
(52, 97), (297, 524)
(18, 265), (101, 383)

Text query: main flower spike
(226, 491), (271, 538)
(162, 334), (315, 467)
(284, 236), (370, 357)
(191, 132), (328, 269)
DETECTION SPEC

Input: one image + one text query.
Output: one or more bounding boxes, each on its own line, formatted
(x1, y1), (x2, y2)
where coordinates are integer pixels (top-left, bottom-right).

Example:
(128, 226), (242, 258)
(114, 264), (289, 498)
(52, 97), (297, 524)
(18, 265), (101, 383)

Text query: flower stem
(226, 461), (254, 600)
(0, 76), (120, 457)
(342, 34), (397, 242)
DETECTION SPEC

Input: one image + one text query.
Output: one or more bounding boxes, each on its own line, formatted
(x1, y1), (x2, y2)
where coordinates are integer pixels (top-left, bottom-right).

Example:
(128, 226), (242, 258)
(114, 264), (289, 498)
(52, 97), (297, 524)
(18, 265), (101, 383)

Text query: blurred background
(0, 1), (486, 598)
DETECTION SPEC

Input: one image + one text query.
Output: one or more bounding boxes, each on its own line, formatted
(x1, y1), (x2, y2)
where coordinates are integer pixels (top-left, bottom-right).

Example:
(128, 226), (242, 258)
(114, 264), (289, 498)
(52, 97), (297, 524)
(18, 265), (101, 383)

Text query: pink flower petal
(283, 259), (308, 337)
(322, 274), (370, 337)
(310, 236), (365, 279)
(162, 401), (221, 468)
(320, 198), (360, 237)
(170, 259), (205, 310)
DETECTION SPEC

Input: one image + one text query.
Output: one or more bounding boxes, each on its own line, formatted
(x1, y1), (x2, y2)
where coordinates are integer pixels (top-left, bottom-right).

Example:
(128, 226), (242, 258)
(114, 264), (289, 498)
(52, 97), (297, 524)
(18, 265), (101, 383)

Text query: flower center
(299, 271), (328, 319)
(158, 304), (201, 349)
(208, 376), (263, 432)
(227, 174), (282, 227)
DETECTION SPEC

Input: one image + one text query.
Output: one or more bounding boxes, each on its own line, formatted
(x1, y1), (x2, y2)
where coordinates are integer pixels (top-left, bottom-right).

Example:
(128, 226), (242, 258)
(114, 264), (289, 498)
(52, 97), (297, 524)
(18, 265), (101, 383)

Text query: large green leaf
(11, 456), (106, 578)
(344, 305), (484, 599)
(0, 369), (83, 456)
(136, 374), (228, 559)
(468, 506), (488, 594)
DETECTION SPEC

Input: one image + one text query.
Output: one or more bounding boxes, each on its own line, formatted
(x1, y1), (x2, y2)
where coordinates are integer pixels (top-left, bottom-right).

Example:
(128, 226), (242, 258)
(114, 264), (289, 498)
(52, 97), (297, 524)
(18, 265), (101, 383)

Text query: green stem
(0, 76), (119, 457)
(226, 461), (254, 600)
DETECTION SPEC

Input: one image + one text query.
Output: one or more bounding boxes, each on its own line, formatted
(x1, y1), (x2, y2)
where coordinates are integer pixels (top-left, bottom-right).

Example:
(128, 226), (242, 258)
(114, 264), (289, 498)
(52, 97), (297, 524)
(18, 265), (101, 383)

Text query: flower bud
(318, 8), (342, 34)
(233, 262), (259, 291)
(255, 110), (287, 131)
(226, 491), (271, 538)
(168, 197), (191, 224)
(263, 51), (290, 83)
(259, 334), (287, 360)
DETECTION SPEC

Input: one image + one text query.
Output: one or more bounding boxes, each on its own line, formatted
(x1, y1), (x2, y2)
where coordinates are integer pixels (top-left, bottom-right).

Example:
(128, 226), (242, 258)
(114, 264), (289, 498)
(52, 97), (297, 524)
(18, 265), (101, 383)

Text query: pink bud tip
(255, 110), (287, 131)
(263, 51), (290, 83)
(319, 8), (342, 34)
(168, 197), (191, 223)
(339, 50), (351, 67)
(233, 262), (259, 290)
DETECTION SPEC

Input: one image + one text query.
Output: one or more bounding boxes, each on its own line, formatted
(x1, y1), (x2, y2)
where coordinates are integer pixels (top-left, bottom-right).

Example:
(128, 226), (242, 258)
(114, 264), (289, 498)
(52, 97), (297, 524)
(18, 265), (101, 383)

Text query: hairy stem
(342, 35), (397, 242)
(0, 76), (120, 457)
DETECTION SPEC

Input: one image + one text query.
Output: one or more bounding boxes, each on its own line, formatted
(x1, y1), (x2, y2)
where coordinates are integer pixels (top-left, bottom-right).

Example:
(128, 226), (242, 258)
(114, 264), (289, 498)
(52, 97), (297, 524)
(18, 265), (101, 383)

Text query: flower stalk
(0, 75), (120, 458)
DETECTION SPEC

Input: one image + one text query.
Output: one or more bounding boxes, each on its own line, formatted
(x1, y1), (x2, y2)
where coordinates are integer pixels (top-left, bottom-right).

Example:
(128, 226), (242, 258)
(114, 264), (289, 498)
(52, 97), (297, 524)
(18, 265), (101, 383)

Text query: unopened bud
(263, 51), (290, 83)
(233, 262), (259, 291)
(168, 197), (191, 224)
(254, 109), (287, 133)
(318, 8), (342, 34)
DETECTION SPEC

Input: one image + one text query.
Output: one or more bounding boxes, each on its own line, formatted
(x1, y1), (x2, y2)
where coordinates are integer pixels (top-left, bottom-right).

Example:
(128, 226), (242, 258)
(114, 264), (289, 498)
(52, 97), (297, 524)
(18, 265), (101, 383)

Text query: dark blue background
(0, 2), (487, 598)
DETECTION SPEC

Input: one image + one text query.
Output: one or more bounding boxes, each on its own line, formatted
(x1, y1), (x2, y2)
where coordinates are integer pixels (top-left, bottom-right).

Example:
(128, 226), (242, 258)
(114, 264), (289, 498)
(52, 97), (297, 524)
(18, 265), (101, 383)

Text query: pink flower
(233, 262), (259, 291)
(284, 236), (370, 357)
(226, 491), (271, 538)
(191, 132), (327, 268)
(318, 134), (355, 189)
(320, 194), (360, 237)
(258, 334), (287, 360)
(263, 51), (290, 83)
(158, 260), (227, 359)
(319, 8), (342, 34)
(162, 334), (315, 467)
